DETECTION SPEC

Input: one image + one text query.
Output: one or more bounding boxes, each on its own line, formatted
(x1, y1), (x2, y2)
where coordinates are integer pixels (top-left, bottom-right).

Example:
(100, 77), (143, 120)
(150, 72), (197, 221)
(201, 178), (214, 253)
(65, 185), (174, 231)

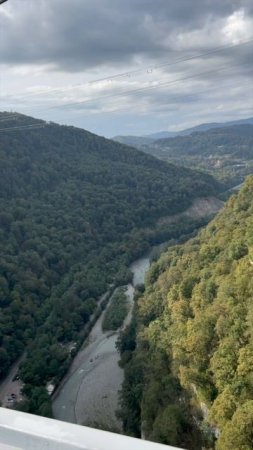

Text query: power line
(2, 77), (252, 131)
(87, 38), (253, 84)
(0, 123), (46, 132)
(4, 37), (253, 101)
(49, 59), (252, 111)
(1, 48), (252, 131)
(1, 64), (252, 132)
(1, 58), (252, 131)
(0, 113), (21, 122)
(86, 79), (253, 117)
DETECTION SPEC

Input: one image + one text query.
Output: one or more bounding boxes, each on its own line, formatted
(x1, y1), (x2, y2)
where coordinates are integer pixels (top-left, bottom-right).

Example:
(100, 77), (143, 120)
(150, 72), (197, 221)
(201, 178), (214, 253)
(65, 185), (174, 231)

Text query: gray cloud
(0, 0), (252, 137)
(1, 0), (252, 71)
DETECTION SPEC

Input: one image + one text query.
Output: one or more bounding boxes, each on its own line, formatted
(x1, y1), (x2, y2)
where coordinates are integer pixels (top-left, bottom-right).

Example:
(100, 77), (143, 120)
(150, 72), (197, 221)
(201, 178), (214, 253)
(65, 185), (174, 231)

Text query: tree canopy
(119, 176), (253, 449)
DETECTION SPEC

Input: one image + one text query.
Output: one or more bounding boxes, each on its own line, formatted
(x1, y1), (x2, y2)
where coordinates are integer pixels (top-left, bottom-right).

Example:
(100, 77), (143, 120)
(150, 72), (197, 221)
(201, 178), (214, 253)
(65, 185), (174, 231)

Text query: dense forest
(0, 112), (221, 415)
(140, 125), (253, 188)
(119, 176), (253, 449)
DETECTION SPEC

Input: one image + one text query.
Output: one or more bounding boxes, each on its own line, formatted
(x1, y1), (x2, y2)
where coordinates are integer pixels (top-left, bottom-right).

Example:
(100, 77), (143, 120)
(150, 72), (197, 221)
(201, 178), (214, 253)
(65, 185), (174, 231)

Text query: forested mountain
(0, 112), (221, 415)
(112, 117), (253, 149)
(146, 124), (253, 188)
(161, 116), (253, 137)
(119, 176), (253, 449)
(154, 124), (253, 156)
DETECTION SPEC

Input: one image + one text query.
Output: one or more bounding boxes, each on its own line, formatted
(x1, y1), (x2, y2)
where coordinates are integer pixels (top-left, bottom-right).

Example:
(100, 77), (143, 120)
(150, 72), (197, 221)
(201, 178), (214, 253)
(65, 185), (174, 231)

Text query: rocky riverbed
(52, 255), (151, 431)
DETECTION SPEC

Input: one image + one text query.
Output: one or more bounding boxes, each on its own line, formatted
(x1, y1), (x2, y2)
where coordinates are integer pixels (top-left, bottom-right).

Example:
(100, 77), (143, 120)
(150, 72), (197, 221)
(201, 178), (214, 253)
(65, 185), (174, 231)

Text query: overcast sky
(0, 0), (252, 137)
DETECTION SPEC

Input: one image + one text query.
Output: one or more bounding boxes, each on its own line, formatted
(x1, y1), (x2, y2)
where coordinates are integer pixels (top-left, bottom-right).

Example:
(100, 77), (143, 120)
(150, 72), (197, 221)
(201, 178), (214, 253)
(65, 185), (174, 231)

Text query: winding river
(52, 254), (152, 431)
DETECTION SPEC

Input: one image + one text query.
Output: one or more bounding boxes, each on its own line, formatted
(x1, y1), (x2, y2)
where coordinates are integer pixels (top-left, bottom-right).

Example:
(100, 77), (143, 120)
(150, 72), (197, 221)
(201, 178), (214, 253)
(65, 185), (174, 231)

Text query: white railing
(0, 408), (184, 450)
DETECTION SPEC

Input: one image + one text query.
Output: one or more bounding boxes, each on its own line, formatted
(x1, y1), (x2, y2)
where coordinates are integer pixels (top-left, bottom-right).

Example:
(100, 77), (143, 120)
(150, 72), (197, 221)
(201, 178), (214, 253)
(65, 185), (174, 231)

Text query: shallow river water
(52, 254), (151, 430)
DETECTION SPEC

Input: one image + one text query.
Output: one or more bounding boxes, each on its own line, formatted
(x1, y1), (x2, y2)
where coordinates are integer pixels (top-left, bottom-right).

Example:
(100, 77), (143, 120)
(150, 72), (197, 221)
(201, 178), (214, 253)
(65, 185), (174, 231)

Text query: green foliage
(120, 176), (253, 449)
(216, 401), (253, 450)
(145, 124), (253, 188)
(180, 276), (199, 299)
(0, 112), (220, 415)
(119, 354), (144, 436)
(16, 385), (52, 418)
(102, 288), (128, 331)
(116, 319), (137, 356)
(151, 404), (188, 445)
(230, 241), (248, 260)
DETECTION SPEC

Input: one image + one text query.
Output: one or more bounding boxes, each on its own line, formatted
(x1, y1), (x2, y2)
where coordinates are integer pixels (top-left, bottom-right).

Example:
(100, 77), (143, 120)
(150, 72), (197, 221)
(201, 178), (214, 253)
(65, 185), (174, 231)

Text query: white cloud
(172, 8), (253, 51)
(223, 9), (253, 43)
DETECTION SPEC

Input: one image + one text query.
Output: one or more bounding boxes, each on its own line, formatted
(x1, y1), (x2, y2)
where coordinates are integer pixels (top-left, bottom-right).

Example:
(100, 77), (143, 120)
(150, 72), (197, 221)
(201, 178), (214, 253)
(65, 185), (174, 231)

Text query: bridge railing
(0, 407), (184, 450)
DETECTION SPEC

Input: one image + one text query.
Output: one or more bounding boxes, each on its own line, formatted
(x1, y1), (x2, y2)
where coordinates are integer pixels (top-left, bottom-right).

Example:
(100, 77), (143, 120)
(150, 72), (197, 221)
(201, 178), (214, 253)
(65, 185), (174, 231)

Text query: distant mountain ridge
(151, 123), (253, 187)
(154, 123), (253, 150)
(115, 122), (253, 190)
(164, 116), (253, 137)
(112, 116), (253, 148)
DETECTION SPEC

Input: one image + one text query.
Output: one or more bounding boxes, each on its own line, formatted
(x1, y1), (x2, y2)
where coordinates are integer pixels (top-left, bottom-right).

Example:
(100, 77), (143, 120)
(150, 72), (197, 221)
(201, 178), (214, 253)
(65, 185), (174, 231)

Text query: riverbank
(52, 255), (151, 430)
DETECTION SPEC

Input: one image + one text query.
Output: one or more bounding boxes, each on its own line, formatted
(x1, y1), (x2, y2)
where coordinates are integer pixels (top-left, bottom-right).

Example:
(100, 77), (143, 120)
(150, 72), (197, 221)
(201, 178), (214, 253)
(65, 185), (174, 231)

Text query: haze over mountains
(114, 119), (253, 189)
(113, 116), (253, 147)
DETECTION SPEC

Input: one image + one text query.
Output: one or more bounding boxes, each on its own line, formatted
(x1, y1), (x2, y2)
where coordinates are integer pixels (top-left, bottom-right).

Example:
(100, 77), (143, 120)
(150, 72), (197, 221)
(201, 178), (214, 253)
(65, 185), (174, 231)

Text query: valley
(0, 112), (222, 421)
(1, 2), (253, 449)
(114, 123), (253, 189)
(0, 111), (252, 450)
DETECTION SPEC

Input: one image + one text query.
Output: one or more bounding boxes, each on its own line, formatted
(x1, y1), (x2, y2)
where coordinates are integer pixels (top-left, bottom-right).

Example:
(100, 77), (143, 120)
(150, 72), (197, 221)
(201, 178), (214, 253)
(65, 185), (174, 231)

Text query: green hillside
(145, 125), (253, 188)
(119, 176), (253, 449)
(0, 112), (221, 415)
